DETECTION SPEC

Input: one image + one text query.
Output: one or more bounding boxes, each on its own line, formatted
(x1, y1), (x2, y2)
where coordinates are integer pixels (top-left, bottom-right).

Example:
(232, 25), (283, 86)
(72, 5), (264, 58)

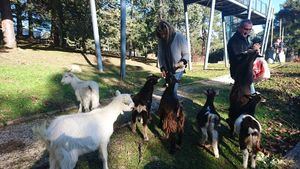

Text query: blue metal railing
(235, 0), (268, 16)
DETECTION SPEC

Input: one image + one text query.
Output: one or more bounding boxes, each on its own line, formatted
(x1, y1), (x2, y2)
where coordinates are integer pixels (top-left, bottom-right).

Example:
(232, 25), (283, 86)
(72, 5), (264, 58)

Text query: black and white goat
(157, 73), (185, 154)
(234, 93), (263, 168)
(197, 89), (220, 158)
(229, 92), (264, 136)
(131, 74), (160, 141)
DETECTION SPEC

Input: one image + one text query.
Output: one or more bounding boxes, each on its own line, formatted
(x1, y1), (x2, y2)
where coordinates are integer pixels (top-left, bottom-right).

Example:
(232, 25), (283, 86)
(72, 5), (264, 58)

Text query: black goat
(131, 74), (160, 141)
(197, 89), (221, 158)
(157, 73), (185, 154)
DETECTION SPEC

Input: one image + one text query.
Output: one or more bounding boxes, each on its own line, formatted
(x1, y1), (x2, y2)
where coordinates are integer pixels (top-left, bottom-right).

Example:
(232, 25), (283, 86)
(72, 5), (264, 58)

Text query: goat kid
(61, 72), (100, 113)
(233, 93), (264, 168)
(158, 73), (185, 154)
(228, 93), (264, 136)
(197, 89), (220, 158)
(33, 90), (134, 169)
(234, 114), (262, 169)
(131, 74), (160, 141)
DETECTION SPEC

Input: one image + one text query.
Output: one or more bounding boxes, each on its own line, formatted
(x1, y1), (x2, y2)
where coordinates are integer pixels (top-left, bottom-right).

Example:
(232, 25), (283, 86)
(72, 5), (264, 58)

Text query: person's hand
(252, 43), (261, 54)
(174, 61), (185, 69)
(161, 70), (167, 78)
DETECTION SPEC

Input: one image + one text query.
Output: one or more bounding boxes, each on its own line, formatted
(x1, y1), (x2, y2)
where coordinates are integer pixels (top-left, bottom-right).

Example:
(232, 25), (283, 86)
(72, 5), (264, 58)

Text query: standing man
(227, 19), (260, 94)
(156, 20), (190, 98)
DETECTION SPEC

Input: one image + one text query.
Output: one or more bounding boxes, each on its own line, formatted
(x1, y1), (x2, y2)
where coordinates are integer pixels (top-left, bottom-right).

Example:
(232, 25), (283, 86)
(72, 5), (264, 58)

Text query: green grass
(0, 50), (159, 123)
(1, 49), (299, 169)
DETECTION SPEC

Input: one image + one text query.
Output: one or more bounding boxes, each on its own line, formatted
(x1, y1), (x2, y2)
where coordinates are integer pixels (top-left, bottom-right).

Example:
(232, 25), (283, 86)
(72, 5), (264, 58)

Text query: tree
(276, 0), (300, 55)
(0, 0), (17, 48)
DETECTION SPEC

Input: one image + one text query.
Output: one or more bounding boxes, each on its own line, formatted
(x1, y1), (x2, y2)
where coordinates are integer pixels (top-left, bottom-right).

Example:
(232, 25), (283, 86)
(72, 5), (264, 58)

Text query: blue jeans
(173, 71), (184, 99)
(250, 83), (256, 94)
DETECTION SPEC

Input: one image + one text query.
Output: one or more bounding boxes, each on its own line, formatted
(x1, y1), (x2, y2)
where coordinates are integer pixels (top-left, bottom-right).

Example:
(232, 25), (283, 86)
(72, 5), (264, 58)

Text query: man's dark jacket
(227, 31), (251, 81)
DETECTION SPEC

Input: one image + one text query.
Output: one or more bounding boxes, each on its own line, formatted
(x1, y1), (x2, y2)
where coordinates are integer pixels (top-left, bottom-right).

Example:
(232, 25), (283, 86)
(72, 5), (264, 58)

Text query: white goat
(61, 72), (100, 113)
(32, 90), (134, 169)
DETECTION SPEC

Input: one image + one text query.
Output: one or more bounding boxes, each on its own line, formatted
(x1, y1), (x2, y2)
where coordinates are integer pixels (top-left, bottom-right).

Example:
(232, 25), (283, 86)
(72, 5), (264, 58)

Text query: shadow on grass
(144, 90), (241, 169)
(80, 52), (97, 68)
(144, 160), (174, 169)
(30, 143), (104, 169)
(129, 57), (158, 67)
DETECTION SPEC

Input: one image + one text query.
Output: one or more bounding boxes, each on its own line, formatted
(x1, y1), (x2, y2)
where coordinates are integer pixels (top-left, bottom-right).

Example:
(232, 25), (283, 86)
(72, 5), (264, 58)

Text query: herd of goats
(32, 49), (264, 169)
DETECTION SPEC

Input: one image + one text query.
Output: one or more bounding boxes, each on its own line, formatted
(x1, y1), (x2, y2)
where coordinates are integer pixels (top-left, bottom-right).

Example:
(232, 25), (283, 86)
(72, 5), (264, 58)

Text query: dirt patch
(0, 140), (26, 154)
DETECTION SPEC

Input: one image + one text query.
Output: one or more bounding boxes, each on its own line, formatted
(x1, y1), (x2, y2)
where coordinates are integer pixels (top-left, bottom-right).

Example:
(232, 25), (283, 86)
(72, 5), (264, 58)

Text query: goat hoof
(144, 137), (149, 141)
(204, 144), (211, 148)
(199, 142), (210, 148)
(160, 136), (168, 140)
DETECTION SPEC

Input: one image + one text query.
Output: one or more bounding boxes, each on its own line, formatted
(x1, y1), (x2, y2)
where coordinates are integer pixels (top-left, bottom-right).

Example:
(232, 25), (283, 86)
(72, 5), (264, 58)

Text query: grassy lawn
(0, 49), (299, 169)
(0, 49), (161, 123)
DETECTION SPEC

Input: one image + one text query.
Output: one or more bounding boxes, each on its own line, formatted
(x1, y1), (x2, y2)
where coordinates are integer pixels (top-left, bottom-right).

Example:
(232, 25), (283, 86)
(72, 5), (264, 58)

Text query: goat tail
(163, 113), (178, 134)
(32, 122), (50, 148)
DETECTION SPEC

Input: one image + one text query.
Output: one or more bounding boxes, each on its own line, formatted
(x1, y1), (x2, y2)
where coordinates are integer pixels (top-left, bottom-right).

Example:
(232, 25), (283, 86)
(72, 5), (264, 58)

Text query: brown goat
(157, 73), (185, 154)
(228, 49), (260, 134)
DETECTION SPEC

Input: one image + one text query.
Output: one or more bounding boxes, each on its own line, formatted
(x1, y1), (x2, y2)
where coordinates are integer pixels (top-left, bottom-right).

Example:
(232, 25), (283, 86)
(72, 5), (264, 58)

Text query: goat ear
(115, 90), (121, 96)
(203, 90), (208, 95)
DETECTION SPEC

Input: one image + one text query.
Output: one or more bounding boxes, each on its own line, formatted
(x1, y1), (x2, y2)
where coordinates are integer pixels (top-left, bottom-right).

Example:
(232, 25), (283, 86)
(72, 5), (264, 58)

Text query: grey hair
(239, 19), (253, 28)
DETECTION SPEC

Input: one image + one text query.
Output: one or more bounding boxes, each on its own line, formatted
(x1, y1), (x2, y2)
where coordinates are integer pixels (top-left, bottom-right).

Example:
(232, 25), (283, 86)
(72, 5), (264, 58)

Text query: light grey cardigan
(157, 32), (190, 72)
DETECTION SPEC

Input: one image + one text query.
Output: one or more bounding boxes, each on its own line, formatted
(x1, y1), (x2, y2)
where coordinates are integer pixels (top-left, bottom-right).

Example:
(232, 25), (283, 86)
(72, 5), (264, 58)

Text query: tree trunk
(15, 3), (23, 38)
(0, 0), (17, 48)
(27, 0), (33, 39)
(159, 0), (163, 20)
(50, 0), (65, 47)
(27, 11), (33, 39)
